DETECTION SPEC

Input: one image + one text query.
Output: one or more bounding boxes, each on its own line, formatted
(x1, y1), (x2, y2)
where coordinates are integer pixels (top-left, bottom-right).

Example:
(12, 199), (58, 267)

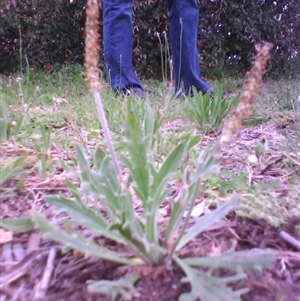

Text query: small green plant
(0, 101), (28, 197)
(31, 104), (274, 301)
(29, 4), (276, 299)
(156, 30), (172, 88)
(0, 3), (276, 300)
(291, 94), (300, 120)
(184, 86), (238, 133)
(279, 122), (300, 170)
(30, 124), (51, 178)
(0, 156), (26, 192)
(0, 101), (27, 142)
(0, 101), (11, 142)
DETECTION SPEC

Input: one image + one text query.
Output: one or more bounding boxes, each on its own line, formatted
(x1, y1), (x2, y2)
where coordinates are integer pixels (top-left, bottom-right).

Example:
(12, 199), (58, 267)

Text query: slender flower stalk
(84, 0), (121, 176)
(220, 42), (273, 143)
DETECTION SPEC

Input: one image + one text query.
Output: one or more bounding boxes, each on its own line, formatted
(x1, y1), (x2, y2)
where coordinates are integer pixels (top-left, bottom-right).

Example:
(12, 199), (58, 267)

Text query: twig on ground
(276, 250), (300, 260)
(246, 162), (254, 186)
(34, 247), (57, 300)
(284, 153), (300, 167)
(259, 157), (284, 175)
(1, 250), (40, 288)
(279, 231), (300, 251)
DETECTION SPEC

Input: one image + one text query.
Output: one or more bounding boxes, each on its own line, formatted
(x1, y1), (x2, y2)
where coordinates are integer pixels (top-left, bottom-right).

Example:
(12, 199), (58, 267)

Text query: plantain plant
(34, 1), (275, 300)
(32, 101), (274, 301)
(1, 1), (275, 300)
(184, 85), (239, 133)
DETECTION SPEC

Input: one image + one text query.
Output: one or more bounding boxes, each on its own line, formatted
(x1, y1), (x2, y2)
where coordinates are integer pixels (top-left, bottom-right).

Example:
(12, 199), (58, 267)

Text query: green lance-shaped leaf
(94, 147), (106, 170)
(75, 145), (123, 218)
(166, 180), (199, 252)
(195, 144), (221, 179)
(11, 114), (25, 137)
(87, 274), (140, 301)
(39, 124), (51, 153)
(183, 249), (275, 272)
(145, 142), (186, 243)
(0, 156), (26, 184)
(187, 135), (202, 149)
(111, 192), (165, 265)
(44, 194), (126, 245)
(0, 118), (10, 142)
(124, 111), (150, 206)
(0, 217), (34, 233)
(0, 101), (11, 142)
(143, 101), (156, 137)
(176, 194), (239, 251)
(94, 155), (124, 216)
(151, 141), (186, 198)
(174, 255), (248, 301)
(32, 212), (143, 265)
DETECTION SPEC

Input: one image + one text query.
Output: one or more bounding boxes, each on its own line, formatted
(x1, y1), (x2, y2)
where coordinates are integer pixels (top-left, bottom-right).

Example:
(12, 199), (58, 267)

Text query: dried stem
(34, 247), (57, 299)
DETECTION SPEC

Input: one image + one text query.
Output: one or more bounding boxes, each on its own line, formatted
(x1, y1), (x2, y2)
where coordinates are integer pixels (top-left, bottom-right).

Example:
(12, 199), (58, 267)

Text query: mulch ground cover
(1, 214), (299, 301)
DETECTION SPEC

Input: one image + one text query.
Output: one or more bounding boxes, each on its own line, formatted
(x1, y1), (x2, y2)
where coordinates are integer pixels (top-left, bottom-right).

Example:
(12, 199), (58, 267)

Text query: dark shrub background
(0, 0), (299, 78)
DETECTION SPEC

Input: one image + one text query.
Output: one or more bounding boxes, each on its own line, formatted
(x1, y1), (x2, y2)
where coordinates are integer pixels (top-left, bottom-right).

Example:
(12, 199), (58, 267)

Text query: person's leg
(166, 0), (211, 95)
(103, 0), (143, 93)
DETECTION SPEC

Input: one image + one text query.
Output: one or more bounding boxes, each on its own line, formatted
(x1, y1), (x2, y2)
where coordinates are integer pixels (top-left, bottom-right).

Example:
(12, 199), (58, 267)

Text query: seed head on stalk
(84, 0), (101, 91)
(84, 0), (120, 176)
(220, 42), (273, 143)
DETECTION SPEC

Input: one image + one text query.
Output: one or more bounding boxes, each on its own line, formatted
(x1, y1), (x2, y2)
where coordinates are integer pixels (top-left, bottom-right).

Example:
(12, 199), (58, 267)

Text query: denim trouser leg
(166, 0), (210, 94)
(103, 0), (142, 92)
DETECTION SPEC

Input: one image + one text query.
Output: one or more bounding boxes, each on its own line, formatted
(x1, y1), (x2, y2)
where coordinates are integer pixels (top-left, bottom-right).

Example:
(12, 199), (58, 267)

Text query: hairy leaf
(183, 249), (275, 272)
(44, 194), (125, 245)
(32, 212), (143, 265)
(87, 274), (140, 301)
(124, 111), (149, 205)
(0, 156), (26, 185)
(174, 256), (249, 301)
(0, 217), (34, 233)
(176, 194), (239, 251)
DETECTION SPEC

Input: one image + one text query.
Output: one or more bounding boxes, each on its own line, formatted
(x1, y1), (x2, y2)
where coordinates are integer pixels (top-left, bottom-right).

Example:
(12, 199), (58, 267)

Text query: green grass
(1, 66), (299, 227)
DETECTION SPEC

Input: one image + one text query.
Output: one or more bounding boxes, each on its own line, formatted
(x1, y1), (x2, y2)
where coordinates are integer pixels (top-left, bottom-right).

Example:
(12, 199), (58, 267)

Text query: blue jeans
(103, 0), (210, 94)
